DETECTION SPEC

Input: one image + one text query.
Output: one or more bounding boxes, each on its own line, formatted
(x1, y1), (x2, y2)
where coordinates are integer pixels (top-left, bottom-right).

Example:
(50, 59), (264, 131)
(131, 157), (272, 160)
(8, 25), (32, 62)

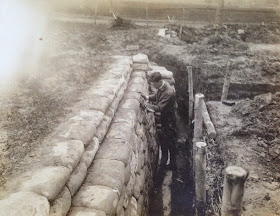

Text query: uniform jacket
(148, 81), (176, 136)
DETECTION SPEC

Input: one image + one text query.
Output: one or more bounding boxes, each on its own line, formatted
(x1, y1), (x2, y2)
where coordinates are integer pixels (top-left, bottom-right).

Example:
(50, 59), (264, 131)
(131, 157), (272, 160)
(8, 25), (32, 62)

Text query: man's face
(151, 80), (162, 89)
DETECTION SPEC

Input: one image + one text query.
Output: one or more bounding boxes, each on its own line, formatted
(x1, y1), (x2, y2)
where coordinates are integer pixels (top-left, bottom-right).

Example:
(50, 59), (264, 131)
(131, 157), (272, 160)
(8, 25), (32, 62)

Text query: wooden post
(94, 0), (98, 26)
(109, 0), (113, 14)
(187, 66), (194, 126)
(221, 166), (248, 216)
(146, 1), (149, 28)
(183, 8), (185, 25)
(202, 100), (216, 139)
(195, 142), (207, 216)
(215, 0), (224, 26)
(179, 25), (183, 39)
(206, 0), (211, 23)
(193, 93), (204, 170)
(221, 59), (234, 102)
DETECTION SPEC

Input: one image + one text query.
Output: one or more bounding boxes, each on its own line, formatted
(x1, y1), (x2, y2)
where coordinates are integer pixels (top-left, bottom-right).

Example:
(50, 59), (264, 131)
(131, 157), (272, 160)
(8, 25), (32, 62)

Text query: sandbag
(132, 54), (149, 64)
(49, 187), (71, 216)
(147, 69), (173, 79)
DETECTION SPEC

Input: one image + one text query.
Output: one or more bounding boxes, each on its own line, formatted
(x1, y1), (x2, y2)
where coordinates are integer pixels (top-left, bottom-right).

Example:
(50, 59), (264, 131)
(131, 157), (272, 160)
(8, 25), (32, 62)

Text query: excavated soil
(0, 13), (280, 215)
(207, 92), (280, 216)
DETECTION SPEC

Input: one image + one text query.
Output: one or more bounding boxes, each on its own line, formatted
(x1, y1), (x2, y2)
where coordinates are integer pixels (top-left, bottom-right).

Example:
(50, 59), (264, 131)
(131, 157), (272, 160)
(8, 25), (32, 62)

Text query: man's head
(149, 72), (163, 89)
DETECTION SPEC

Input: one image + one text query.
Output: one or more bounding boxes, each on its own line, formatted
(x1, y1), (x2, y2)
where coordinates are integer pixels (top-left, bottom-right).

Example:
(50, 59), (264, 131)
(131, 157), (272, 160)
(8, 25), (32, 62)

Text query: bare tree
(215, 0), (224, 26)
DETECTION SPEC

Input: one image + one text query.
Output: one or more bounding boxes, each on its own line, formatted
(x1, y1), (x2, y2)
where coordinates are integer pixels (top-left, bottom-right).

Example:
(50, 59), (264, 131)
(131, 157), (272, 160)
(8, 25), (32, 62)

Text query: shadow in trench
(149, 175), (164, 216)
(171, 138), (195, 216)
(148, 113), (195, 216)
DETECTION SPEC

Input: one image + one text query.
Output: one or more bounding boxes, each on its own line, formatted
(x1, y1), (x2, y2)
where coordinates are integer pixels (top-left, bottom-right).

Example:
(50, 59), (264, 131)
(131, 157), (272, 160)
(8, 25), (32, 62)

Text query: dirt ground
(207, 93), (280, 216)
(0, 12), (280, 215)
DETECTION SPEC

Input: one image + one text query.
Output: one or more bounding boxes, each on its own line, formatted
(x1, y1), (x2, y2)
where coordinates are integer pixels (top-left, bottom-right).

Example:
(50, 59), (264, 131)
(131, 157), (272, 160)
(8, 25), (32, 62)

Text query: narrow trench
(147, 47), (279, 215)
(148, 59), (195, 215)
(148, 111), (195, 216)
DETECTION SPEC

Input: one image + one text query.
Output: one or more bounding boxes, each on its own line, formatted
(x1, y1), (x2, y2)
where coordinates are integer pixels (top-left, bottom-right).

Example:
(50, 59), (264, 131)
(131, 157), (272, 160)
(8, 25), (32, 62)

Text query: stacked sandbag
(147, 63), (175, 87)
(68, 54), (158, 216)
(0, 56), (133, 216)
(0, 54), (159, 216)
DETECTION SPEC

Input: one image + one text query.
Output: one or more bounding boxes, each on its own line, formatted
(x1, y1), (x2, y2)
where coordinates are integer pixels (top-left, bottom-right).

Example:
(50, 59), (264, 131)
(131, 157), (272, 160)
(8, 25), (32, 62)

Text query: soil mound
(171, 23), (280, 45)
(232, 92), (280, 166)
(110, 16), (137, 30)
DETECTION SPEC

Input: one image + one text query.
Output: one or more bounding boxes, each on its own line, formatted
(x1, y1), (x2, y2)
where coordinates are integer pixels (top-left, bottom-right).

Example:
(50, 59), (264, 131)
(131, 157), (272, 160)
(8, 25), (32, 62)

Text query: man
(141, 72), (177, 171)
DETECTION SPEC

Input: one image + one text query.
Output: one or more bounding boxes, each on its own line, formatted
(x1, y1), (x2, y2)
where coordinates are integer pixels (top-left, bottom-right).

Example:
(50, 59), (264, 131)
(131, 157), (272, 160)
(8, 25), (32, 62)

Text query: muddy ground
(0, 13), (280, 215)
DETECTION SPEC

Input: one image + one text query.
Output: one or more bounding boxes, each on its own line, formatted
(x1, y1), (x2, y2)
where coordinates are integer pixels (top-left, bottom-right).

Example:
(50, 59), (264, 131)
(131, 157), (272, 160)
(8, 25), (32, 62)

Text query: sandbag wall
(68, 54), (158, 216)
(0, 54), (158, 216)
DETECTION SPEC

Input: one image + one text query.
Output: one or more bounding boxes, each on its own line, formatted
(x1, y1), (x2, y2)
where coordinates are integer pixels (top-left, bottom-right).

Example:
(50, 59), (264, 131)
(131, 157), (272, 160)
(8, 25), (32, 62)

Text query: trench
(148, 112), (195, 216)
(148, 59), (196, 216)
(147, 50), (278, 215)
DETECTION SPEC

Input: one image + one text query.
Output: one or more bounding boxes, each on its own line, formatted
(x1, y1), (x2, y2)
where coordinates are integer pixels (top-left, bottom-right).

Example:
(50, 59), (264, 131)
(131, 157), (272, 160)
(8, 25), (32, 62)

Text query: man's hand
(145, 104), (155, 113)
(139, 92), (149, 100)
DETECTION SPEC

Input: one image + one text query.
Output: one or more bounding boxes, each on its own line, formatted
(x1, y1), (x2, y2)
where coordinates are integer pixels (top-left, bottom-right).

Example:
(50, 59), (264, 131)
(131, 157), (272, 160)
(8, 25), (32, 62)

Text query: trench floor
(149, 113), (195, 216)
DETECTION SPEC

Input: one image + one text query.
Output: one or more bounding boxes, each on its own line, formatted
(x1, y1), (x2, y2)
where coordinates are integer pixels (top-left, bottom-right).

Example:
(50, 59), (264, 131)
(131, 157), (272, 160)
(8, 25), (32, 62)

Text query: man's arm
(147, 93), (172, 112)
(140, 92), (156, 101)
(148, 94), (156, 101)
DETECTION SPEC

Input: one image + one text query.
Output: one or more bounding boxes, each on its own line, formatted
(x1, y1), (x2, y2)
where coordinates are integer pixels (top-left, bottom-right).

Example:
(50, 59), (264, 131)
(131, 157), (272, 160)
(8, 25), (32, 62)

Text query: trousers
(159, 127), (176, 169)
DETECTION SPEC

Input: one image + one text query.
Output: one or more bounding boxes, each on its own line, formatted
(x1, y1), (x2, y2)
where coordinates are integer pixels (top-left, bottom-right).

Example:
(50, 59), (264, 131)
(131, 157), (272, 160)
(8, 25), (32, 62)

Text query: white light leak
(0, 0), (47, 87)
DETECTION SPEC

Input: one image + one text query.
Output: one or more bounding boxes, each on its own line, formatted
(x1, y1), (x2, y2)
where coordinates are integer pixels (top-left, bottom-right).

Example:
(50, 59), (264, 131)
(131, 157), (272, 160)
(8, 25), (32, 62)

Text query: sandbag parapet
(0, 56), (133, 216)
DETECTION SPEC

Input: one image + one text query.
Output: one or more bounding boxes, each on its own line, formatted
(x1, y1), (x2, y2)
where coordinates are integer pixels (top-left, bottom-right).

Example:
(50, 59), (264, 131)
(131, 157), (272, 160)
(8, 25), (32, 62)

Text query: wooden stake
(202, 100), (216, 139)
(146, 1), (149, 28)
(112, 12), (117, 20)
(215, 0), (224, 26)
(194, 93), (204, 139)
(179, 25), (183, 39)
(187, 66), (194, 126)
(183, 8), (185, 25)
(221, 59), (234, 102)
(94, 0), (98, 26)
(193, 93), (204, 171)
(206, 0), (211, 23)
(195, 142), (207, 216)
(221, 166), (248, 216)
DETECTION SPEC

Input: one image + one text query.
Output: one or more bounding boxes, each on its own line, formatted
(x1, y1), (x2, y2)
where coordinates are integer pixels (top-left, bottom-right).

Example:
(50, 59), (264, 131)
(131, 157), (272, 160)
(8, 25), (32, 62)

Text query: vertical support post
(193, 93), (204, 170)
(221, 166), (248, 216)
(215, 0), (224, 26)
(187, 66), (194, 126)
(94, 0), (98, 26)
(195, 142), (207, 216)
(183, 8), (185, 25)
(110, 0), (113, 14)
(221, 59), (234, 101)
(179, 25), (183, 39)
(183, 8), (186, 25)
(146, 1), (149, 28)
(206, 0), (211, 23)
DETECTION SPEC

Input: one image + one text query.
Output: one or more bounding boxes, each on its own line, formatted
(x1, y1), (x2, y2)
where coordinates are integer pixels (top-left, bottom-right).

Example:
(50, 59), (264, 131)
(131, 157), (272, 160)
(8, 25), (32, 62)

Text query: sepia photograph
(0, 0), (279, 215)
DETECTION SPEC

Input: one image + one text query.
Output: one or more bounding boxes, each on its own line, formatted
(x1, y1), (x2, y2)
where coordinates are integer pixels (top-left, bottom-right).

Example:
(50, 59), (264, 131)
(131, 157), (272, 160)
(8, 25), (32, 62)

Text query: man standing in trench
(141, 72), (177, 176)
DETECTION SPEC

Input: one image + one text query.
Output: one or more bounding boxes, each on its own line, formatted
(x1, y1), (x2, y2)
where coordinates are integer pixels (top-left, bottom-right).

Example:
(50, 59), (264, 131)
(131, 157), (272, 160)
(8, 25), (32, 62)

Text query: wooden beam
(94, 0), (98, 26)
(193, 93), (204, 171)
(221, 59), (234, 102)
(187, 66), (194, 126)
(146, 1), (149, 28)
(195, 142), (207, 215)
(202, 100), (216, 139)
(215, 0), (224, 26)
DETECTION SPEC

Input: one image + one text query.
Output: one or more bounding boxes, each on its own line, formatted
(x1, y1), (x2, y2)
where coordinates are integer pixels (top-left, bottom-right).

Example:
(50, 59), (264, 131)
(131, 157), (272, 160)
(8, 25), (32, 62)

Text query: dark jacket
(148, 81), (176, 136)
